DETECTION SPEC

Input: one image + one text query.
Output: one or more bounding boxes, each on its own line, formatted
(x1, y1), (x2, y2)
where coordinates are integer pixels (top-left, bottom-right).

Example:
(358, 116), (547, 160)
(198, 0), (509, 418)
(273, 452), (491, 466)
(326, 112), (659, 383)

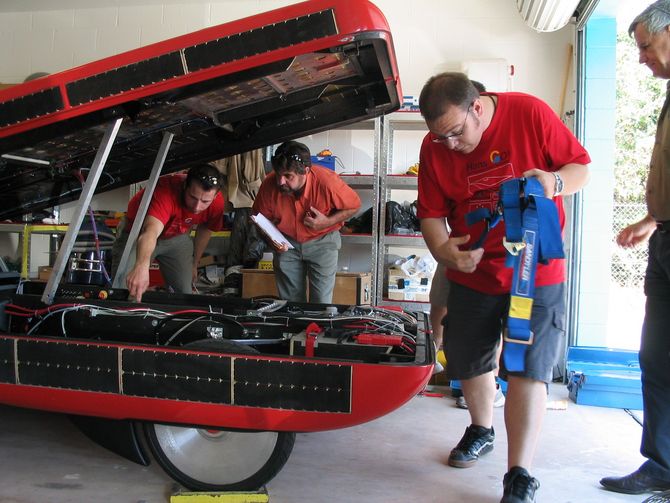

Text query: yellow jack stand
(170, 488), (269, 503)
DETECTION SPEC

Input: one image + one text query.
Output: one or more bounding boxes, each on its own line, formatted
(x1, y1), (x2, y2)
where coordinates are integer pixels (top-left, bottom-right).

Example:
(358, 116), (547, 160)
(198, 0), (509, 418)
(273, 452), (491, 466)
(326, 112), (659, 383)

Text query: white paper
(251, 213), (294, 249)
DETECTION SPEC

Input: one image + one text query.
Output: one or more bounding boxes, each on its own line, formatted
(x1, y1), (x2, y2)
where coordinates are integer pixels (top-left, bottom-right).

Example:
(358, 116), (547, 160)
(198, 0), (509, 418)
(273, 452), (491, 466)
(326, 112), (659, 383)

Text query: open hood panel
(0, 0), (401, 220)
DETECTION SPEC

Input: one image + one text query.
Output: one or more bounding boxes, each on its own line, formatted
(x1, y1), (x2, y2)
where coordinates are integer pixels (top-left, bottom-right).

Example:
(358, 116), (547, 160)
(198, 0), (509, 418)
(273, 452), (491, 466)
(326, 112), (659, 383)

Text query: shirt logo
(490, 150), (510, 165)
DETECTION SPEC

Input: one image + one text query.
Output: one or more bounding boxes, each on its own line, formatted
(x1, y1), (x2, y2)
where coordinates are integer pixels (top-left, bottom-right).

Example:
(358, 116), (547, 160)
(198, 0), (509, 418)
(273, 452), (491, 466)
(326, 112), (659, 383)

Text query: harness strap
(502, 177), (564, 371)
(466, 176), (564, 372)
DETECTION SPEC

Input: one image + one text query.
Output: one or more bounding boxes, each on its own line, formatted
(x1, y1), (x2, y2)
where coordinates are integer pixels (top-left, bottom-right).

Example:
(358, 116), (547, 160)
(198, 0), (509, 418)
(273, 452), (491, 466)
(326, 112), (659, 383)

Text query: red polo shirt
(126, 173), (225, 239)
(252, 165), (360, 243)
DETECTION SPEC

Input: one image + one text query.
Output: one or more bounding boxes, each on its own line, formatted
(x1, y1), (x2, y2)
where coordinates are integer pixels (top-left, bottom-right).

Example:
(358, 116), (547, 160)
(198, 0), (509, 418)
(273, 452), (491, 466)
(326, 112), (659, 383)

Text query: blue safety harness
(465, 177), (564, 371)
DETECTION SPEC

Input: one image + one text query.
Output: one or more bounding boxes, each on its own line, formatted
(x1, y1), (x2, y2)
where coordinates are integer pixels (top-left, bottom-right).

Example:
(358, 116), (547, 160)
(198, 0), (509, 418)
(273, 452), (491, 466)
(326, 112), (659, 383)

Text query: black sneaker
(447, 424), (495, 468)
(501, 466), (540, 503)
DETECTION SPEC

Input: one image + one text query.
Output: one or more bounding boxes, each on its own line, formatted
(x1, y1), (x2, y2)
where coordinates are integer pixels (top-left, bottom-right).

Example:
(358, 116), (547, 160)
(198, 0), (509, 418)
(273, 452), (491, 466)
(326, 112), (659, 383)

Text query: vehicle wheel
(144, 338), (296, 491)
(145, 424), (296, 491)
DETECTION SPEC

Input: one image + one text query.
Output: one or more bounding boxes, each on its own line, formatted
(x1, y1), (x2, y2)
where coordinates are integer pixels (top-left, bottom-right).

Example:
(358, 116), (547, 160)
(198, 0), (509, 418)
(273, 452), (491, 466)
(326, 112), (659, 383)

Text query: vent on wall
(516, 0), (581, 32)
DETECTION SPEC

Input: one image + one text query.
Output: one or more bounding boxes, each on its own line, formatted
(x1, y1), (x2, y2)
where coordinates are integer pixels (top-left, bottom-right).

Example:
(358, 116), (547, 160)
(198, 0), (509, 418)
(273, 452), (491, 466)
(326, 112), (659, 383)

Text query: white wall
(0, 0), (577, 275)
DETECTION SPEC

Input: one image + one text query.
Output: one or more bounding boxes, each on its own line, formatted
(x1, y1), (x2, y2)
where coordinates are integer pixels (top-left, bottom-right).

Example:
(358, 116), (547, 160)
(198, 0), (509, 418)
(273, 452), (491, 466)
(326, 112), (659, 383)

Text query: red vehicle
(0, 0), (433, 491)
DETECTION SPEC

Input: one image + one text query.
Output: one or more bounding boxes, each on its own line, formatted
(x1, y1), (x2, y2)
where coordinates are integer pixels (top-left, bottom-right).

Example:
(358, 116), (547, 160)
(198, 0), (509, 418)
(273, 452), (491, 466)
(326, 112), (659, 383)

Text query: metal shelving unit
(336, 118), (383, 301)
(376, 112), (430, 312)
(314, 113), (431, 310)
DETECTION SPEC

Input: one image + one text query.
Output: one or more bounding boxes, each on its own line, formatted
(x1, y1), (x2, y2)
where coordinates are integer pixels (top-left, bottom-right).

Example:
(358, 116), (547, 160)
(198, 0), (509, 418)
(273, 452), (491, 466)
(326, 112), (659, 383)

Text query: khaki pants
(272, 230), (340, 304)
(111, 217), (194, 294)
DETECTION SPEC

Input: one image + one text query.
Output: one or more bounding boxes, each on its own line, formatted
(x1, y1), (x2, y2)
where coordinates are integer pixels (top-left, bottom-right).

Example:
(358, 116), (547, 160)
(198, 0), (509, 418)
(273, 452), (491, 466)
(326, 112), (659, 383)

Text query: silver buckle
(504, 329), (534, 346)
(503, 238), (526, 256)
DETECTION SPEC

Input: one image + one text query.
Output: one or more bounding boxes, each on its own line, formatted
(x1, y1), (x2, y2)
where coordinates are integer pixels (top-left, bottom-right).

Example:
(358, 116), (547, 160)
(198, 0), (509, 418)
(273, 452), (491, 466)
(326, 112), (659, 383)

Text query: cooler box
(310, 155), (336, 170)
(566, 346), (642, 410)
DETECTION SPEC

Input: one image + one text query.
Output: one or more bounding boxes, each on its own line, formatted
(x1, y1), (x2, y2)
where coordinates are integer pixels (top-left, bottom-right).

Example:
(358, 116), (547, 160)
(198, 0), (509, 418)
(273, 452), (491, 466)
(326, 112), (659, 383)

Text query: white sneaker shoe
(454, 385), (505, 409)
(493, 385), (506, 408)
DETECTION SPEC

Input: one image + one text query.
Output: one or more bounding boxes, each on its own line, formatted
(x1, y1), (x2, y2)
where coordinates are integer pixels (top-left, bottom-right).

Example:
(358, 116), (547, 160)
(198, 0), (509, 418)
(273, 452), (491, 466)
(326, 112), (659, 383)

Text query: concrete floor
(0, 383), (649, 503)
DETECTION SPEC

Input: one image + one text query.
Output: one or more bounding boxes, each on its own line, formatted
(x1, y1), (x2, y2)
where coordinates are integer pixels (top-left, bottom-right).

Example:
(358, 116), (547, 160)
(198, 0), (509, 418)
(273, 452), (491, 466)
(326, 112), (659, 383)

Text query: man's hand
(129, 216), (163, 302)
(192, 264), (199, 288)
(303, 206), (329, 231)
(522, 168), (554, 197)
(617, 216), (656, 248)
(440, 234), (485, 273)
(126, 265), (150, 302)
(273, 242), (290, 253)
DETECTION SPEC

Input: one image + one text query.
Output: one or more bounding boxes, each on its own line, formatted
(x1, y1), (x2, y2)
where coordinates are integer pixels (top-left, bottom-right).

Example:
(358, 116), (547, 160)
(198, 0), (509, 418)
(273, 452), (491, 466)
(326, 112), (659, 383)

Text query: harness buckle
(503, 329), (534, 346)
(503, 237), (526, 256)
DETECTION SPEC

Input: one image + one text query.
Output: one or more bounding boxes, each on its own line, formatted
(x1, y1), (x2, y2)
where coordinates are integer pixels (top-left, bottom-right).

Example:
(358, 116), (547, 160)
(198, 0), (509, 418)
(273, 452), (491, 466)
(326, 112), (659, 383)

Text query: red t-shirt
(252, 165), (361, 243)
(417, 92), (591, 294)
(126, 174), (225, 239)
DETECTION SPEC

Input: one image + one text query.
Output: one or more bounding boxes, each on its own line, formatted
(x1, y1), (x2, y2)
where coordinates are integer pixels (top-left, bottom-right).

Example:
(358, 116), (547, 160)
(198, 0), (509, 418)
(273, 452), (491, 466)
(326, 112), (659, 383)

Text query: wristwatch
(552, 171), (564, 197)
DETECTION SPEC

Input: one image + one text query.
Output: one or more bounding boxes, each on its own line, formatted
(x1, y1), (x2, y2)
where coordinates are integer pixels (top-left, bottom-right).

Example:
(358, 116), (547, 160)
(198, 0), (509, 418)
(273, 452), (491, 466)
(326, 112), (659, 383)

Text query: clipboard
(251, 213), (294, 249)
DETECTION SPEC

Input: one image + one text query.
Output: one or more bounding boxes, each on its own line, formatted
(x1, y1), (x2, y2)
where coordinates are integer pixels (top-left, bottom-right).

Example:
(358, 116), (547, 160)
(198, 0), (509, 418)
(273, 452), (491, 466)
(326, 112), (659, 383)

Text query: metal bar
(41, 118), (123, 304)
(20, 223), (29, 279)
(111, 131), (174, 289)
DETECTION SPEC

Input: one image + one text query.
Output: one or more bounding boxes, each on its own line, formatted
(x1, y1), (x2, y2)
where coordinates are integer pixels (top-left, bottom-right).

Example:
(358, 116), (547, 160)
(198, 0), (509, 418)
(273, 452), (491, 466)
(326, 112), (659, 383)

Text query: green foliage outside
(615, 32), (665, 203)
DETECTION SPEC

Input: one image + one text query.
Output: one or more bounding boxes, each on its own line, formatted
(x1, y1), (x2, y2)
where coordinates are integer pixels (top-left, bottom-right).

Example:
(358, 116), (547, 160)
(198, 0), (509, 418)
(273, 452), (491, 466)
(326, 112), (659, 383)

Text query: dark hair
(470, 80), (487, 93)
(419, 72), (480, 121)
(629, 0), (670, 36)
(185, 163), (221, 191)
(271, 141), (311, 175)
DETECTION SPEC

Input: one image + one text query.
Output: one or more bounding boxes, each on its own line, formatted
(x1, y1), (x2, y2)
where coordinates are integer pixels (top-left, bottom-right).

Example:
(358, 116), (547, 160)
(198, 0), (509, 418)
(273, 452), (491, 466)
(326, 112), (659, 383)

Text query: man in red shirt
(252, 141), (360, 303)
(112, 163), (225, 302)
(417, 72), (590, 503)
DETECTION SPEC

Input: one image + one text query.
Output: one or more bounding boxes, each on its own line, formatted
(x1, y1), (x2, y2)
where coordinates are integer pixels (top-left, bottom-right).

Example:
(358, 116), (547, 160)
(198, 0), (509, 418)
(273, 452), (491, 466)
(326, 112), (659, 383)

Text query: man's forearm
(328, 207), (358, 226)
(420, 218), (450, 262)
(135, 232), (158, 270)
(193, 227), (213, 264)
(555, 163), (590, 196)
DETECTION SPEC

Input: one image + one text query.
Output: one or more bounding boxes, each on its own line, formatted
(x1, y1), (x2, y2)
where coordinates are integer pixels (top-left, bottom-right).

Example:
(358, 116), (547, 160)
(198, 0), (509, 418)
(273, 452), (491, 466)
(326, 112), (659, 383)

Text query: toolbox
(566, 346), (642, 410)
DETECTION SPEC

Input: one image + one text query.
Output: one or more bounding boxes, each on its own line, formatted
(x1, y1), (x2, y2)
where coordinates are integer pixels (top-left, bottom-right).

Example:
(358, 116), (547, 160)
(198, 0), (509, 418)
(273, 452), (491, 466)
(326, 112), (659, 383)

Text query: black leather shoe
(600, 470), (670, 495)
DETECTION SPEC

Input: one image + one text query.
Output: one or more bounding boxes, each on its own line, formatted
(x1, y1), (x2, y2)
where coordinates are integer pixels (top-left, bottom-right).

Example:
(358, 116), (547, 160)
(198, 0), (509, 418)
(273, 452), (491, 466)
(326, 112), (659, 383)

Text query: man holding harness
(416, 72), (590, 503)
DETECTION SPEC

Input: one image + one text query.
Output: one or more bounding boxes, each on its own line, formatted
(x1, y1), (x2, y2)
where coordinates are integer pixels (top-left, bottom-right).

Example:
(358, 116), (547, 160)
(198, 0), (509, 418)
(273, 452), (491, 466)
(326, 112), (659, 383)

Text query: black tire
(144, 338), (296, 491)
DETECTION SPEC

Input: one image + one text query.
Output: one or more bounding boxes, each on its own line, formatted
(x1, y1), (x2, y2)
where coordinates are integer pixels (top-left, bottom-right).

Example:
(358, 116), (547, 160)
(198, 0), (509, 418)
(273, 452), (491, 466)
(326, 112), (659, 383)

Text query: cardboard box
(333, 272), (371, 305)
(387, 288), (430, 302)
(38, 266), (52, 281)
(241, 269), (371, 305)
(242, 269), (277, 297)
(386, 265), (431, 302)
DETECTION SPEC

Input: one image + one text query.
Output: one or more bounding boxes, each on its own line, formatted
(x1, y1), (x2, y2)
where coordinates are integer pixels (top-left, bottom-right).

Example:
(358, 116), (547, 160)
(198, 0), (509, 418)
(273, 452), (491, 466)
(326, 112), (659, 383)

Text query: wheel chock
(170, 489), (269, 503)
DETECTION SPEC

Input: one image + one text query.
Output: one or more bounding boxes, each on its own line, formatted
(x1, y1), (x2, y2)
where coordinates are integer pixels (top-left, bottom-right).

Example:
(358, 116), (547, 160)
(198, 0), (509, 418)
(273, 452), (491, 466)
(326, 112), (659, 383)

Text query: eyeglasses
(272, 152), (306, 167)
(431, 102), (473, 143)
(198, 175), (219, 186)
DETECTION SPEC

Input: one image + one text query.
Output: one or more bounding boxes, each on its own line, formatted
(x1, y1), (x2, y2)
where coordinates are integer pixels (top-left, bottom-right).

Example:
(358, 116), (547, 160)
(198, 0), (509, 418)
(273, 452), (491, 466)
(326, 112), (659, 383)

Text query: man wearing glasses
(600, 0), (670, 496)
(416, 72), (590, 503)
(252, 140), (360, 303)
(112, 163), (225, 302)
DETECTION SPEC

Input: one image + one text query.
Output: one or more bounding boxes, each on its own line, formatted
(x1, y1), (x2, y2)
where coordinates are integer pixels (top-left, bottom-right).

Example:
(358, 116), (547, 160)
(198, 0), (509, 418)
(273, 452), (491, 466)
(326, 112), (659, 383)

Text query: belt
(657, 220), (670, 232)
